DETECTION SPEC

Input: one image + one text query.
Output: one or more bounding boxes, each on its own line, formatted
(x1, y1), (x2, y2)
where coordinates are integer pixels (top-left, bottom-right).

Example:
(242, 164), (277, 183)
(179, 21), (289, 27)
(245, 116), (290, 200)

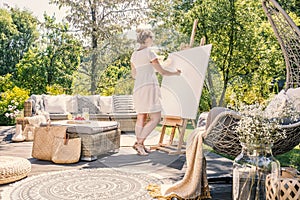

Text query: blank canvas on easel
(161, 44), (212, 120)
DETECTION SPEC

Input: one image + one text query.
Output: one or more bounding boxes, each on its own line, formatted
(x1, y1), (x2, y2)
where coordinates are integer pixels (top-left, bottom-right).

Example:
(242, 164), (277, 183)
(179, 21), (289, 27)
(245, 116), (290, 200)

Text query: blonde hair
(136, 29), (154, 44)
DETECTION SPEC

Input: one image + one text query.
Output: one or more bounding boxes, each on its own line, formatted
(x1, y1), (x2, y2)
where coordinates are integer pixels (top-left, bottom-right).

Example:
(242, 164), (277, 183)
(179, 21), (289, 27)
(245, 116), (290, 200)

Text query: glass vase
(232, 143), (280, 200)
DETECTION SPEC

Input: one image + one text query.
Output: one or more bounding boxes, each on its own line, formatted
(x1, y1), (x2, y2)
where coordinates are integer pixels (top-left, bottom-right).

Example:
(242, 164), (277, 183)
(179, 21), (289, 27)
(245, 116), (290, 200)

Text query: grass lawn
(275, 145), (300, 171)
(155, 121), (300, 171)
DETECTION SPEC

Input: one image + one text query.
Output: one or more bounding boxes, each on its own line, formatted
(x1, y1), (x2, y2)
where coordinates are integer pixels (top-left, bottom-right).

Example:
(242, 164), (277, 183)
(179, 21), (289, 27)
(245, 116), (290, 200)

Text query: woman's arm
(161, 58), (173, 68)
(151, 58), (181, 76)
(130, 62), (136, 79)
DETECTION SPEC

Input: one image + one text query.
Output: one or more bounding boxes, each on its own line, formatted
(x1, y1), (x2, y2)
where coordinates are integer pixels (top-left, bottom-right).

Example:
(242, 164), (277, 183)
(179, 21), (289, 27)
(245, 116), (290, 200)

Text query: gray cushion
(77, 95), (101, 114)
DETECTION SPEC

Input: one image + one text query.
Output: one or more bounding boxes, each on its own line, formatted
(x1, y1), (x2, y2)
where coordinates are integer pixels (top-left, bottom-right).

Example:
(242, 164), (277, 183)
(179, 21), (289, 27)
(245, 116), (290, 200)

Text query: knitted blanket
(147, 127), (211, 199)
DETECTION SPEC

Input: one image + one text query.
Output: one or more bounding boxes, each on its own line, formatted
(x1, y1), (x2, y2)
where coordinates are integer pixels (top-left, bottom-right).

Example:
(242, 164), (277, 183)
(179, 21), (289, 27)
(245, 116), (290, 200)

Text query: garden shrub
(0, 86), (30, 125)
(0, 74), (13, 93)
(46, 84), (65, 95)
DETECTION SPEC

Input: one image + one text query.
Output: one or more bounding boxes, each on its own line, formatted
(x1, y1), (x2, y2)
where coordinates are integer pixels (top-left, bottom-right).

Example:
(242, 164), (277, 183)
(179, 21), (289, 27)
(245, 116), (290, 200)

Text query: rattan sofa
(23, 94), (137, 132)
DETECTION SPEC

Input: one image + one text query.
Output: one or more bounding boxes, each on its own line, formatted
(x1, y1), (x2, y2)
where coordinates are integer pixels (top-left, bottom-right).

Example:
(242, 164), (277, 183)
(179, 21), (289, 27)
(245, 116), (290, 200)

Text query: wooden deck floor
(0, 126), (233, 200)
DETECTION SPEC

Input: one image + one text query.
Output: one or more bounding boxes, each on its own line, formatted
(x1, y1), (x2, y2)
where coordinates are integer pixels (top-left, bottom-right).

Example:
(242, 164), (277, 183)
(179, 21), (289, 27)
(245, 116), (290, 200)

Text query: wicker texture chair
(203, 108), (300, 157)
(262, 0), (300, 89)
(203, 108), (241, 157)
(203, 0), (300, 157)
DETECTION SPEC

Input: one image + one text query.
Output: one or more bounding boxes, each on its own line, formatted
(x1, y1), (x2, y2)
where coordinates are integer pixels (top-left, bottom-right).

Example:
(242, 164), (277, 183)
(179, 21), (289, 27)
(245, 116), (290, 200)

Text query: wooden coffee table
(51, 120), (121, 161)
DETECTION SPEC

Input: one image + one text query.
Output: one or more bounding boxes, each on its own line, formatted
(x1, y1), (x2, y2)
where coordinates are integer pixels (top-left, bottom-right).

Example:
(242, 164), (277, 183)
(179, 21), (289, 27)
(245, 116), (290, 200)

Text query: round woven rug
(3, 168), (163, 200)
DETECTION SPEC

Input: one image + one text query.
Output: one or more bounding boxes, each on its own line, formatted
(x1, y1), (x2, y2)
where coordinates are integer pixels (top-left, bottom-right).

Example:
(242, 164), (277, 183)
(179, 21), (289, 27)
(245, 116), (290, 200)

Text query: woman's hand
(175, 69), (181, 75)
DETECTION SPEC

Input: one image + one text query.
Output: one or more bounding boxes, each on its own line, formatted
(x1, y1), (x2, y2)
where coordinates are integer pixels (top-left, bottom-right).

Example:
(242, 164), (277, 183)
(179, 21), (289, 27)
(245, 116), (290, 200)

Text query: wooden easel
(151, 19), (203, 154)
(151, 116), (188, 154)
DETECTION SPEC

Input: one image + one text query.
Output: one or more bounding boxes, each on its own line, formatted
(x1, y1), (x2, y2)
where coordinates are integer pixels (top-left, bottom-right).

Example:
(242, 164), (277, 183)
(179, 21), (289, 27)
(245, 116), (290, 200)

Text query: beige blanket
(147, 127), (211, 199)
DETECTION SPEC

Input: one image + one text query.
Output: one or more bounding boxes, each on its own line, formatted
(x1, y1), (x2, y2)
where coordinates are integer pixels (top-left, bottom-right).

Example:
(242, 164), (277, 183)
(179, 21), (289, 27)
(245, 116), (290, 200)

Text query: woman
(130, 29), (181, 156)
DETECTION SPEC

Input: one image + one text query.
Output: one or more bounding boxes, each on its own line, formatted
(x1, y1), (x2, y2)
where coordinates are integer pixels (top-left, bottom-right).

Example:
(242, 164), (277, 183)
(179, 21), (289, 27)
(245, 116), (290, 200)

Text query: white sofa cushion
(100, 96), (113, 114)
(43, 95), (67, 114)
(64, 95), (78, 113)
(286, 87), (300, 112)
(265, 90), (288, 118)
(265, 88), (300, 124)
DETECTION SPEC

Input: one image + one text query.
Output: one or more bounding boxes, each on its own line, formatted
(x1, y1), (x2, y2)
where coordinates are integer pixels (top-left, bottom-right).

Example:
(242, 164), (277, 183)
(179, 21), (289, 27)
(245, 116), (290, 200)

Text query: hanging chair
(262, 0), (300, 89)
(203, 0), (300, 157)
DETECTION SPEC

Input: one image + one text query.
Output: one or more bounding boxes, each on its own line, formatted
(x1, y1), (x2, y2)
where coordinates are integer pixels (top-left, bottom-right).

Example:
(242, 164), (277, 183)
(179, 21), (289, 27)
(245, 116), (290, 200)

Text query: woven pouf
(0, 156), (31, 185)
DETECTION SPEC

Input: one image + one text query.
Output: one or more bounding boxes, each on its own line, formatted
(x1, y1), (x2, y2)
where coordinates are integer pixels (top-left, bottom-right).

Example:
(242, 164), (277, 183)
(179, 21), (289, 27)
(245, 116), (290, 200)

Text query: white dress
(130, 48), (162, 114)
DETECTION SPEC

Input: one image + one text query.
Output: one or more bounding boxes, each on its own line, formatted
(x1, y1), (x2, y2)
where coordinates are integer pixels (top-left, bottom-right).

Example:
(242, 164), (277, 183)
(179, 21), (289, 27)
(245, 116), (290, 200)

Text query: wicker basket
(266, 168), (300, 200)
(32, 125), (68, 161)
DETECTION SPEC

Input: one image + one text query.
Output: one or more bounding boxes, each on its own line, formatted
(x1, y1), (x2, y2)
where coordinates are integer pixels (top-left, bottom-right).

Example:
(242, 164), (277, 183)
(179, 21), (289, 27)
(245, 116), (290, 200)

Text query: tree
(16, 15), (82, 94)
(72, 34), (135, 95)
(50, 0), (149, 94)
(96, 45), (133, 95)
(277, 0), (300, 18)
(149, 0), (288, 108)
(0, 8), (38, 76)
(15, 48), (47, 94)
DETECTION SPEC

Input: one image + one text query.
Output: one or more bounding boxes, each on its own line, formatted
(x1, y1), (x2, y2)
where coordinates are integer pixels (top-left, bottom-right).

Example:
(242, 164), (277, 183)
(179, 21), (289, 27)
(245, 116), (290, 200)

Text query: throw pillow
(286, 87), (300, 112)
(86, 95), (101, 108)
(100, 96), (113, 114)
(264, 90), (289, 119)
(265, 89), (300, 124)
(43, 95), (67, 114)
(64, 95), (78, 114)
(77, 95), (101, 114)
(112, 95), (135, 113)
(30, 95), (44, 114)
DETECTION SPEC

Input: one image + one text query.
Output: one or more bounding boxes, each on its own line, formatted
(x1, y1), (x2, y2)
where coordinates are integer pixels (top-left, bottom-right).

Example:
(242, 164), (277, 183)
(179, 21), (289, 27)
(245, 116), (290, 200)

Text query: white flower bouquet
(234, 103), (288, 145)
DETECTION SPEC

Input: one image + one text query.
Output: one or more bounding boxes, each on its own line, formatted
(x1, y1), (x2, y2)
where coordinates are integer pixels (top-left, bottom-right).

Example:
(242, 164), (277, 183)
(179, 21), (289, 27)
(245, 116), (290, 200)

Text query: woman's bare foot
(132, 142), (148, 156)
(143, 145), (152, 153)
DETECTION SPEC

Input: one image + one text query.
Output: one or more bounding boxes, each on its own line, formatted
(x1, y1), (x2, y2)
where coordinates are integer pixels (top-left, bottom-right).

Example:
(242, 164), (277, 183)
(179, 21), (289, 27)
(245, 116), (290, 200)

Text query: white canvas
(161, 44), (212, 119)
